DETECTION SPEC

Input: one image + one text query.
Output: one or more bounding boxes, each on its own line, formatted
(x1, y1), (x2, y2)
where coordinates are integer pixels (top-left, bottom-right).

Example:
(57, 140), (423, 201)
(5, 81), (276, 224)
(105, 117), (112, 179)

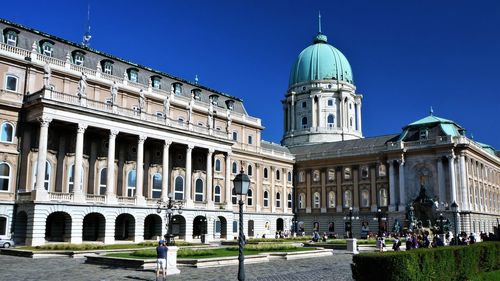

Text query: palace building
(284, 28), (500, 237)
(0, 18), (294, 246)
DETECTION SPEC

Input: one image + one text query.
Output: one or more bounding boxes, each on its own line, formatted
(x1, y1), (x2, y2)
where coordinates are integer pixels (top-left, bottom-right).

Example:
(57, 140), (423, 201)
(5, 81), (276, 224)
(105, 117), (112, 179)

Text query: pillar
(135, 135), (146, 204)
(311, 96), (316, 130)
(225, 152), (232, 209)
(185, 144), (194, 207)
(206, 148), (214, 208)
(370, 166), (377, 212)
(73, 124), (87, 202)
(353, 168), (359, 211)
(255, 163), (261, 212)
(283, 168), (288, 213)
(106, 130), (118, 203)
(336, 169), (342, 212)
(356, 101), (362, 133)
(437, 157), (445, 203)
(398, 159), (406, 211)
(162, 140), (171, 201)
(448, 153), (457, 204)
(69, 217), (83, 244)
(459, 153), (469, 211)
(35, 117), (51, 200)
(290, 95), (295, 131)
(388, 161), (396, 211)
(306, 170), (311, 213)
(271, 166), (276, 213)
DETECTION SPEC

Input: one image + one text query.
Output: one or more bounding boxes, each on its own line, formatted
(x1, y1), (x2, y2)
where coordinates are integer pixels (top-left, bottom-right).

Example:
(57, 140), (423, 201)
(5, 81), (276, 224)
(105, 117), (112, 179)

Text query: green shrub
(351, 242), (500, 281)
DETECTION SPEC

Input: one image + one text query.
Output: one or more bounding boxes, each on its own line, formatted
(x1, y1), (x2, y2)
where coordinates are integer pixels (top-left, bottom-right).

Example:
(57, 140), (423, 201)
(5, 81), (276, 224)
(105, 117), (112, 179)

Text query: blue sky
(3, 0), (500, 148)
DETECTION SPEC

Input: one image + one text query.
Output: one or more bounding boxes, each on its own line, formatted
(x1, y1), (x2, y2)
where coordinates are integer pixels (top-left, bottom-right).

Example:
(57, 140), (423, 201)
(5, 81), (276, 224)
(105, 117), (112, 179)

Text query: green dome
(289, 33), (353, 87)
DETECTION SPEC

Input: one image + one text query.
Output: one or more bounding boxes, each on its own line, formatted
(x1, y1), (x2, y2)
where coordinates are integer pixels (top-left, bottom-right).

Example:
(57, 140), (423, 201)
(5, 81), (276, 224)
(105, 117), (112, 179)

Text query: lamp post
(156, 193), (183, 246)
(233, 169), (250, 281)
(451, 201), (459, 245)
(343, 207), (359, 238)
(373, 208), (387, 237)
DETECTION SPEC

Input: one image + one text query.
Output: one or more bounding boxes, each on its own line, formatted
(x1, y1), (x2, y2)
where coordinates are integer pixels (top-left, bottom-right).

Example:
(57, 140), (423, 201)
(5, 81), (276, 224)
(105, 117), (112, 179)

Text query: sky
(3, 0), (500, 148)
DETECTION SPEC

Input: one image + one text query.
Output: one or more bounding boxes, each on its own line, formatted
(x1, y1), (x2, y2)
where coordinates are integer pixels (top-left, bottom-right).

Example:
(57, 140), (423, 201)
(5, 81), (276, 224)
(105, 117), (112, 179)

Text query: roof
(406, 115), (460, 128)
(261, 140), (291, 154)
(475, 141), (497, 156)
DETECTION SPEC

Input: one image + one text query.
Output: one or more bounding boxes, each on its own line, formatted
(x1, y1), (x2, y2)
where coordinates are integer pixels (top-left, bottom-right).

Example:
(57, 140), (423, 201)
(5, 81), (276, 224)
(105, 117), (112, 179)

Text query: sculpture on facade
(43, 62), (51, 88)
(110, 81), (118, 105)
(226, 109), (232, 132)
(163, 94), (170, 117)
(77, 72), (87, 98)
(188, 93), (194, 123)
(139, 90), (145, 111)
(208, 102), (214, 129)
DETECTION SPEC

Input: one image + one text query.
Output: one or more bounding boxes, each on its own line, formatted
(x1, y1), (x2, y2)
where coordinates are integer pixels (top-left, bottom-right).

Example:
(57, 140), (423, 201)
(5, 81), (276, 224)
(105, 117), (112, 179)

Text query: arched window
(72, 50), (85, 66)
(174, 176), (184, 200)
(263, 190), (269, 207)
(264, 168), (268, 179)
(327, 114), (335, 128)
(99, 168), (107, 195)
(172, 83), (183, 95)
(232, 187), (237, 204)
(32, 160), (51, 191)
(215, 159), (221, 172)
(40, 41), (54, 57)
(312, 170), (320, 182)
(329, 191), (336, 208)
(0, 123), (14, 143)
(152, 173), (162, 198)
(276, 169), (280, 180)
(328, 169), (335, 182)
(344, 190), (352, 208)
(361, 190), (370, 207)
(349, 117), (353, 127)
(195, 178), (204, 202)
(5, 75), (18, 92)
(276, 192), (281, 208)
(378, 164), (387, 177)
(127, 169), (136, 197)
(298, 171), (305, 182)
(4, 29), (18, 46)
(378, 188), (388, 207)
(301, 117), (308, 128)
(299, 193), (305, 209)
(313, 192), (320, 208)
(287, 193), (292, 208)
(214, 185), (221, 203)
(247, 189), (253, 206)
(247, 165), (253, 176)
(0, 216), (6, 236)
(0, 162), (11, 191)
(232, 162), (238, 174)
(67, 164), (83, 193)
(287, 171), (292, 182)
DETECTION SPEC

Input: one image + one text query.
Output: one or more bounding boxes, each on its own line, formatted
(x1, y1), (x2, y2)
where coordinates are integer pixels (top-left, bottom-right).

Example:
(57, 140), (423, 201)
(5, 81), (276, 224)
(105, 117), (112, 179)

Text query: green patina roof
(407, 115), (455, 127)
(399, 113), (465, 141)
(289, 33), (353, 87)
(475, 141), (497, 156)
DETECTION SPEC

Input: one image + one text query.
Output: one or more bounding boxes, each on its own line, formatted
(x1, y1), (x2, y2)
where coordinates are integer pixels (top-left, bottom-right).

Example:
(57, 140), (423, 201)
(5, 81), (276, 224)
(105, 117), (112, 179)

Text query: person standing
(156, 240), (168, 281)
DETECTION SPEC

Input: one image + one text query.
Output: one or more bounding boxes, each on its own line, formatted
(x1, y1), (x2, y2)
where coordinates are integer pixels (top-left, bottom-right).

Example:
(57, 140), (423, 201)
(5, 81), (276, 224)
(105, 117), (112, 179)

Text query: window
(68, 164), (84, 193)
(247, 189), (253, 206)
(302, 101), (307, 108)
(361, 166), (369, 179)
(276, 192), (281, 208)
(192, 89), (201, 100)
(195, 178), (204, 202)
(233, 221), (238, 233)
(343, 190), (352, 208)
(232, 188), (237, 204)
(4, 29), (18, 46)
(152, 173), (162, 198)
(349, 117), (353, 127)
(225, 100), (234, 110)
(32, 160), (51, 190)
(287, 193), (292, 208)
(40, 41), (54, 57)
(215, 159), (221, 172)
(209, 95), (219, 105)
(327, 114), (335, 128)
(174, 176), (184, 200)
(264, 168), (268, 179)
(328, 169), (335, 182)
(232, 131), (238, 141)
(328, 191), (336, 208)
(287, 171), (292, 182)
(5, 75), (18, 92)
(378, 164), (386, 177)
(301, 117), (308, 128)
(298, 171), (305, 183)
(247, 165), (253, 176)
(263, 191), (269, 207)
(361, 190), (370, 207)
(99, 168), (107, 195)
(344, 167), (351, 180)
(232, 162), (238, 174)
(214, 185), (221, 203)
(313, 192), (320, 208)
(379, 188), (388, 207)
(127, 68), (138, 82)
(419, 128), (428, 140)
(0, 163), (10, 191)
(0, 123), (14, 143)
(327, 99), (334, 106)
(0, 217), (6, 236)
(173, 83), (183, 95)
(72, 51), (85, 66)
(276, 169), (280, 180)
(298, 193), (306, 209)
(151, 76), (161, 89)
(248, 135), (253, 145)
(101, 60), (113, 75)
(156, 112), (165, 121)
(312, 170), (320, 182)
(127, 169), (136, 197)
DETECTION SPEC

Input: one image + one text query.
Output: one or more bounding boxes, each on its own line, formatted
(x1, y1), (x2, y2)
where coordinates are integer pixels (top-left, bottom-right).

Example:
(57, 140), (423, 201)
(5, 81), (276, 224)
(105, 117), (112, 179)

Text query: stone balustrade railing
(118, 196), (136, 205)
(86, 194), (105, 203)
(48, 192), (73, 201)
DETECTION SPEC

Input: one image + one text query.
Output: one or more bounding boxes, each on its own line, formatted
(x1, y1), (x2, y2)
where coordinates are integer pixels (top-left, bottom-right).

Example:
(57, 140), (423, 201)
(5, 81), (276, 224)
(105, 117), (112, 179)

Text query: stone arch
(114, 213), (135, 241)
(82, 213), (105, 242)
(276, 218), (284, 232)
(144, 214), (162, 240)
(45, 211), (72, 242)
(193, 216), (207, 239)
(171, 215), (186, 240)
(14, 211), (28, 245)
(215, 216), (227, 239)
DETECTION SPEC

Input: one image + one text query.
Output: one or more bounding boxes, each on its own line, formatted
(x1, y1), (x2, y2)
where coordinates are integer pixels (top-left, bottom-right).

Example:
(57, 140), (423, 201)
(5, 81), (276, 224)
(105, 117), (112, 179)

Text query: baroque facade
(286, 29), (500, 238)
(0, 19), (294, 246)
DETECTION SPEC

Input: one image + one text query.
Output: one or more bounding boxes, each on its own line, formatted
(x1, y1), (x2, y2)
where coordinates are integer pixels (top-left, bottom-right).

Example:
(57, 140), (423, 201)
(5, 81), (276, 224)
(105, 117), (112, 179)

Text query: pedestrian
(392, 236), (401, 251)
(156, 240), (168, 281)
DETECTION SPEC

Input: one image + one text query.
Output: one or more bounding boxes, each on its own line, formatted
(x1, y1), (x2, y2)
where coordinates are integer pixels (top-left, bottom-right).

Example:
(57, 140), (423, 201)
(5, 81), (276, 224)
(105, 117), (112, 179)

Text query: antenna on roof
(195, 74), (199, 85)
(82, 3), (92, 47)
(429, 106), (434, 116)
(318, 11), (322, 34)
(470, 133), (474, 140)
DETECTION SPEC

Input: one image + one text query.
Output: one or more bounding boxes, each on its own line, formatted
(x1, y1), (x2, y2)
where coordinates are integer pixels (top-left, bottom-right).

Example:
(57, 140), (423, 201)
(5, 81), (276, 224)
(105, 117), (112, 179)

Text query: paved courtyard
(0, 251), (354, 281)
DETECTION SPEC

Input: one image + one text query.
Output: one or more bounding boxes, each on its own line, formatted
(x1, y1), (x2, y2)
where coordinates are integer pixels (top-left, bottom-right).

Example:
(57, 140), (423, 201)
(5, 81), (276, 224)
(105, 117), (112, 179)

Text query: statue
(188, 93), (194, 123)
(392, 219), (401, 234)
(163, 95), (170, 116)
(77, 73), (87, 98)
(226, 110), (232, 132)
(208, 102), (214, 129)
(110, 81), (118, 105)
(139, 89), (145, 111)
(43, 62), (51, 88)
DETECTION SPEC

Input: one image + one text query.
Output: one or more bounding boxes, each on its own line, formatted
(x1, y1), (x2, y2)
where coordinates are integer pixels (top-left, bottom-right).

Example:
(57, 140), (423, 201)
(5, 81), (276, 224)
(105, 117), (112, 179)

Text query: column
(135, 135), (146, 204)
(311, 97), (316, 130)
(306, 170), (311, 213)
(437, 157), (445, 203)
(106, 130), (118, 203)
(459, 153), (469, 211)
(353, 168), (359, 211)
(338, 97), (344, 129)
(336, 169), (342, 212)
(271, 166), (276, 213)
(73, 124), (87, 202)
(283, 168), (288, 213)
(356, 102), (362, 133)
(398, 159), (406, 211)
(162, 140), (171, 201)
(255, 163), (261, 212)
(388, 161), (396, 211)
(370, 166), (377, 212)
(206, 148), (214, 208)
(185, 144), (194, 207)
(290, 95), (295, 131)
(321, 169), (326, 213)
(448, 153), (457, 204)
(225, 152), (232, 209)
(35, 117), (51, 198)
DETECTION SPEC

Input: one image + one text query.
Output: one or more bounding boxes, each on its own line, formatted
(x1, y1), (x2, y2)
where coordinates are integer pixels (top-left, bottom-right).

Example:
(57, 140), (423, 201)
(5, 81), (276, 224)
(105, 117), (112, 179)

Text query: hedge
(351, 242), (500, 281)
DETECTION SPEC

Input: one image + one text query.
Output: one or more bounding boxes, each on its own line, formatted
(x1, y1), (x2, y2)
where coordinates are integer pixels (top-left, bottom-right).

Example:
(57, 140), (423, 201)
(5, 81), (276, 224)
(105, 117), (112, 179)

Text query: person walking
(156, 240), (168, 281)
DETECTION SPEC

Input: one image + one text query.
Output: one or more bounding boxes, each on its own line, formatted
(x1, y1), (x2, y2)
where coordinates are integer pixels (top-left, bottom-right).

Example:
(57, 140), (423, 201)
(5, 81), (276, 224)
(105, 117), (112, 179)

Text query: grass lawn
(106, 245), (316, 260)
(470, 270), (500, 281)
(17, 241), (196, 251)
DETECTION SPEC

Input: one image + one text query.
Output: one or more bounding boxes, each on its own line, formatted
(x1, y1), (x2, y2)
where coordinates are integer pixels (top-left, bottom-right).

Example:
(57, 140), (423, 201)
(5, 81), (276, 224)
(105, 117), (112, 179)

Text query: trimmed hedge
(351, 242), (500, 281)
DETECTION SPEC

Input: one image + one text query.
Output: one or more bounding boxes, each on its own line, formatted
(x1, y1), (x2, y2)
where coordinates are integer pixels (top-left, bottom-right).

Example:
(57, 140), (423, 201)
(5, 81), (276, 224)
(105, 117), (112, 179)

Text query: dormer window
(225, 100), (235, 110)
(40, 40), (54, 57)
(192, 89), (202, 100)
(172, 83), (182, 95)
(101, 60), (114, 75)
(3, 29), (19, 46)
(209, 95), (219, 105)
(151, 76), (161, 89)
(127, 68), (138, 83)
(419, 128), (428, 140)
(72, 50), (85, 66)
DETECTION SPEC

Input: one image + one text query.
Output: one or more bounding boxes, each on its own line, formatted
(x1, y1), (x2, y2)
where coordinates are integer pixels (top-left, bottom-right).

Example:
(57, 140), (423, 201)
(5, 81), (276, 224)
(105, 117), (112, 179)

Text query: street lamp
(233, 169), (250, 281)
(343, 207), (359, 238)
(156, 193), (183, 246)
(450, 201), (459, 245)
(373, 208), (387, 237)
